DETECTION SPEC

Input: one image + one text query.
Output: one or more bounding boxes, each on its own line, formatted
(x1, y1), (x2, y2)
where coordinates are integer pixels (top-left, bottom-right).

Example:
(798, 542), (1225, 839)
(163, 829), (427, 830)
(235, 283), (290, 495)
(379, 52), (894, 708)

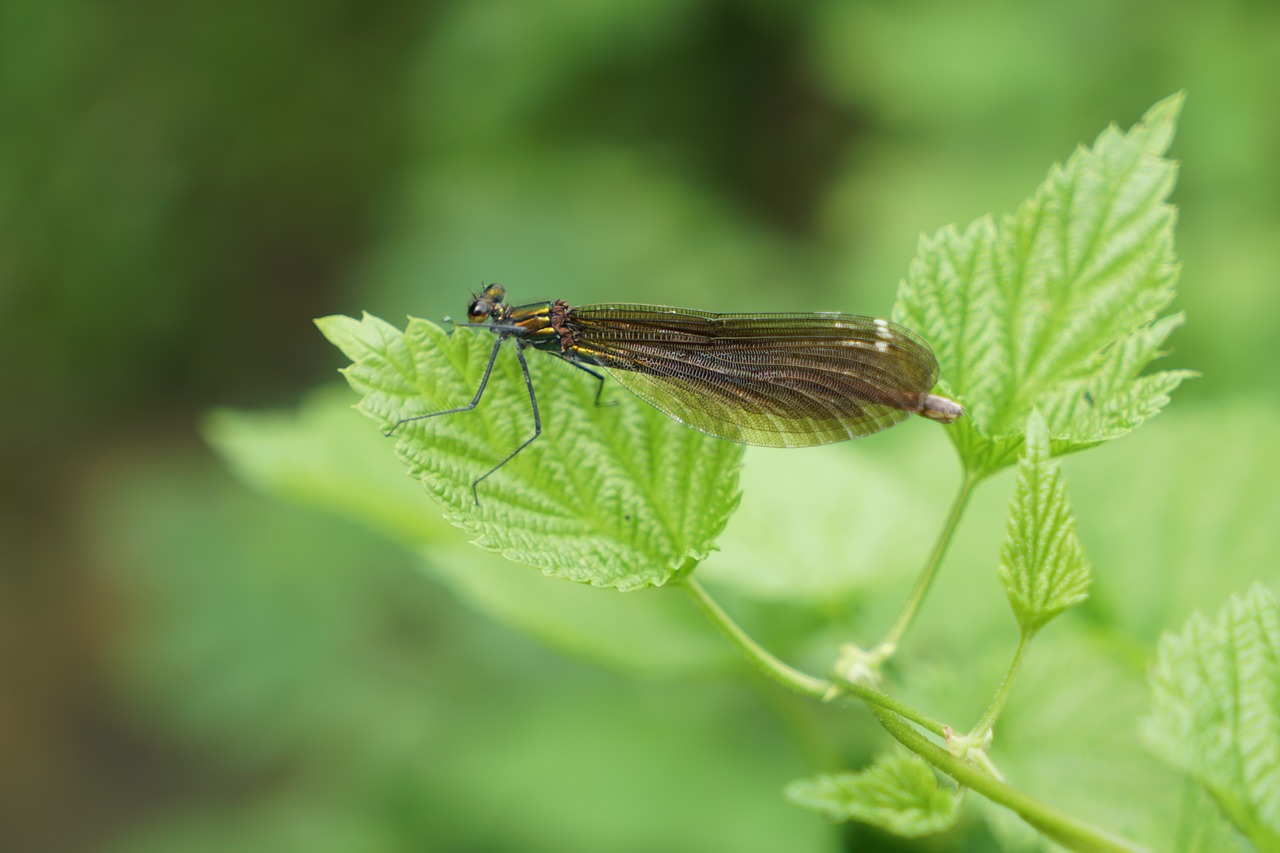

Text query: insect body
(394, 284), (963, 503)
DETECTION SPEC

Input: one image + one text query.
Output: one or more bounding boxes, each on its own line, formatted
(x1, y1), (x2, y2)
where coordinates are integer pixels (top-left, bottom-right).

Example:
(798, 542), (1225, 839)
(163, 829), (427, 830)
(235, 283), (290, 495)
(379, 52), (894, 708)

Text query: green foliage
(894, 94), (1194, 478)
(205, 385), (451, 548)
(206, 388), (740, 676)
(316, 313), (743, 590)
(996, 410), (1092, 637)
(1143, 585), (1280, 850)
(702, 439), (945, 605)
(205, 400), (1280, 852)
(93, 459), (826, 853)
(1071, 400), (1280, 644)
(14, 0), (1280, 846)
(304, 97), (1204, 851)
(785, 753), (958, 836)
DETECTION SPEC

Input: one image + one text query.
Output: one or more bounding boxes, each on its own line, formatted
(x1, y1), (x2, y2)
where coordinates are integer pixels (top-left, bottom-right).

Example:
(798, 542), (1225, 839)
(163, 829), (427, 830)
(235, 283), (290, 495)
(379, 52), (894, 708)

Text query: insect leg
(563, 360), (615, 407)
(385, 334), (505, 436)
(469, 340), (542, 505)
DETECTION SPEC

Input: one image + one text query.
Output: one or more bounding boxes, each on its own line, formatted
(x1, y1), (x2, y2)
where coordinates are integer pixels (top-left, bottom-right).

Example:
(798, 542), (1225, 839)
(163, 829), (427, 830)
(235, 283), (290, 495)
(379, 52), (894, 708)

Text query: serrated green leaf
(997, 409), (1092, 637)
(316, 313), (744, 591)
(1143, 585), (1280, 850)
(785, 753), (958, 837)
(895, 94), (1193, 477)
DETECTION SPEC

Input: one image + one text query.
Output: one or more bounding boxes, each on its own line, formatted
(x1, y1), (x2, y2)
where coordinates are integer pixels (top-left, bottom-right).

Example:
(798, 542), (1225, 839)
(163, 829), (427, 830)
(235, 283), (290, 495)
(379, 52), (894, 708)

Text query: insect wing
(566, 305), (940, 448)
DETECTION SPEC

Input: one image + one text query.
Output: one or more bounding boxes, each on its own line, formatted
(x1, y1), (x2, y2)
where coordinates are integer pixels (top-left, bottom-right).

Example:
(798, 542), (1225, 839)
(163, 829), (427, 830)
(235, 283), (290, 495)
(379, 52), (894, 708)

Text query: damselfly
(393, 284), (963, 503)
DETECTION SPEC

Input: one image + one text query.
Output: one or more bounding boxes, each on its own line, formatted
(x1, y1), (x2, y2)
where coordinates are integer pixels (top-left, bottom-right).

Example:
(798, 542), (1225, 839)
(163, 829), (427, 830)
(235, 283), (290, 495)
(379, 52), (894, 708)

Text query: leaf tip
(313, 313), (348, 334)
(314, 314), (364, 353)
(1145, 91), (1187, 125)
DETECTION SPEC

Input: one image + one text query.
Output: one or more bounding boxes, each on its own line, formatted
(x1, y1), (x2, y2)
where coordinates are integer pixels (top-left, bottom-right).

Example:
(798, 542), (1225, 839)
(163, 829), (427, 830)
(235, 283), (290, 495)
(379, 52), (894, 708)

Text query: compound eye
(466, 298), (492, 323)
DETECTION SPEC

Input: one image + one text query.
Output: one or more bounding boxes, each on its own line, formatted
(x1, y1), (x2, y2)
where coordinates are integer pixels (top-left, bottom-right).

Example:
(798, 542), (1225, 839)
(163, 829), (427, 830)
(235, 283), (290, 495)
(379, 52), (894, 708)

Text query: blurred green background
(3, 0), (1278, 850)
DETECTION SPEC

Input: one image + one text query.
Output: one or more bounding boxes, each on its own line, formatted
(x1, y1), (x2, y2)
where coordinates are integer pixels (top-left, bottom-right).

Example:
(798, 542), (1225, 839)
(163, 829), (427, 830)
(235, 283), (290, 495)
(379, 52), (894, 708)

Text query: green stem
(880, 468), (981, 650)
(871, 707), (1151, 853)
(837, 680), (947, 737)
(681, 578), (830, 700)
(970, 632), (1031, 741)
(684, 577), (1148, 852)
(682, 579), (947, 732)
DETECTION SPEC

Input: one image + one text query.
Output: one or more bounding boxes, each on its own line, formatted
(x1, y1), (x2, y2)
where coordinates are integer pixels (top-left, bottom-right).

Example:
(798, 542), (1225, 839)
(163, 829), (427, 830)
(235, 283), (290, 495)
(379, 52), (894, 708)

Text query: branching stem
(681, 580), (944, 732)
(685, 540), (1149, 853)
(871, 706), (1150, 853)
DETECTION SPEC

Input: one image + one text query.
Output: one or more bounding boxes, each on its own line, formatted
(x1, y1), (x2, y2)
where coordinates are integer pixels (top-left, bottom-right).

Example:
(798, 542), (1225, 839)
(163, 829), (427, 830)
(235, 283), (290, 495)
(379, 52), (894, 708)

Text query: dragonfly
(393, 284), (963, 504)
